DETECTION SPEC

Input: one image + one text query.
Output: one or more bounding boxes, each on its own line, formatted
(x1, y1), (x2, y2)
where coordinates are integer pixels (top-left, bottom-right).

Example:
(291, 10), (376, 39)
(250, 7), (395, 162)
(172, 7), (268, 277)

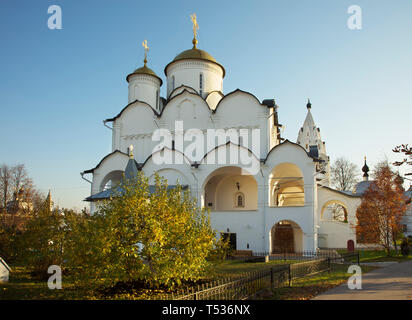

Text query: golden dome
(174, 48), (217, 63)
(126, 64), (163, 85)
(164, 47), (225, 77)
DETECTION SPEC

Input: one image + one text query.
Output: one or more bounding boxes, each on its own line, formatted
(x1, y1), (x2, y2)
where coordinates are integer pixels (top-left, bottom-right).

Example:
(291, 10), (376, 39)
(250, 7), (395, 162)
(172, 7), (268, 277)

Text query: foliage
(0, 223), (20, 263)
(400, 238), (410, 256)
(65, 172), (217, 289)
(330, 157), (359, 191)
(0, 163), (43, 213)
(393, 144), (412, 178)
(207, 233), (233, 263)
(17, 201), (67, 278)
(356, 165), (408, 256)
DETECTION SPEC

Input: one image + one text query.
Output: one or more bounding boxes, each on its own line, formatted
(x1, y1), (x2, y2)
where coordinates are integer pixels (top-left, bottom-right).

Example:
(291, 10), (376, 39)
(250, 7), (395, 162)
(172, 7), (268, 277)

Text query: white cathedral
(81, 18), (409, 253)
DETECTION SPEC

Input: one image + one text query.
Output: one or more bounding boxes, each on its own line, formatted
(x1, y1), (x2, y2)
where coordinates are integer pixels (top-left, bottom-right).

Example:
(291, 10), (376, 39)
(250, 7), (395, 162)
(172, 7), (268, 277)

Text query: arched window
(199, 73), (203, 96)
(237, 195), (243, 206)
(321, 201), (348, 222)
(235, 192), (245, 207)
(269, 163), (304, 207)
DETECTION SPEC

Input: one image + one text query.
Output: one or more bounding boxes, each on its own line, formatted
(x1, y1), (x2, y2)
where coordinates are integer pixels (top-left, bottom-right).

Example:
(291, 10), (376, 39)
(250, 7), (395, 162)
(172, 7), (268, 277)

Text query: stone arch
(269, 162), (304, 207)
(321, 200), (348, 222)
(269, 220), (303, 254)
(148, 168), (190, 186)
(99, 170), (124, 191)
(202, 166), (258, 211)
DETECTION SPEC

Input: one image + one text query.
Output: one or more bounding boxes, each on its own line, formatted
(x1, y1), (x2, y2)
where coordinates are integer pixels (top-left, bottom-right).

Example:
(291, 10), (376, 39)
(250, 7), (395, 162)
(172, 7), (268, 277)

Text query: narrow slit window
(199, 73), (203, 96)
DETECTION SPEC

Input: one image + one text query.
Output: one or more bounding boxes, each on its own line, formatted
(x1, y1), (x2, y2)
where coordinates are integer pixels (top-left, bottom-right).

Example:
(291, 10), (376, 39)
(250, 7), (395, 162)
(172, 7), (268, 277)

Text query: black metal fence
(227, 249), (343, 263)
(156, 252), (359, 300)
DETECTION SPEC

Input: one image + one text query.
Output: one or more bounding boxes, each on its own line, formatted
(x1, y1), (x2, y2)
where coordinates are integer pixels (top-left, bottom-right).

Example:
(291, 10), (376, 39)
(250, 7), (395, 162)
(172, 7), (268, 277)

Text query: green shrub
(400, 238), (410, 256)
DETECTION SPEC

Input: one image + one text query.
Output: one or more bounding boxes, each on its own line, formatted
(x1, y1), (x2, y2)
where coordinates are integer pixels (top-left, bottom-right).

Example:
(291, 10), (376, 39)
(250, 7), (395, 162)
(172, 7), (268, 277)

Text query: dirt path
(313, 260), (412, 300)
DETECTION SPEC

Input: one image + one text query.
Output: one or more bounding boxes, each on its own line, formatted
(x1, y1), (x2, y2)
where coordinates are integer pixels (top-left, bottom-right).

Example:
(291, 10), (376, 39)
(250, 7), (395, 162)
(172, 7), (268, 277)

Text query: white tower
(297, 100), (330, 185)
(126, 40), (163, 112)
(164, 14), (225, 100)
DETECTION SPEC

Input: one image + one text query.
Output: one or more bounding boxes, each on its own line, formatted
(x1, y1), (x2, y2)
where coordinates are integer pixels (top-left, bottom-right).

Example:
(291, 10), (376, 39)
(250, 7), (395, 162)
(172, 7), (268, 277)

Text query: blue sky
(1, 0), (411, 209)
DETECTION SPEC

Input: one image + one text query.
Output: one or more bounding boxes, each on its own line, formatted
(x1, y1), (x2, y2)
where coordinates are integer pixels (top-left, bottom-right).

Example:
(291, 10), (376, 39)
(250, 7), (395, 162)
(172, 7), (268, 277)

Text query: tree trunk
(386, 230), (391, 256)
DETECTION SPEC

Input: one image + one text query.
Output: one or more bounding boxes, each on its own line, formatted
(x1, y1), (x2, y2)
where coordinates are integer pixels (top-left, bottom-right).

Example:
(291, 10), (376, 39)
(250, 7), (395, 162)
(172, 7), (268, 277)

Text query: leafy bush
(18, 203), (66, 279)
(65, 173), (217, 289)
(0, 224), (20, 263)
(207, 234), (232, 263)
(400, 238), (409, 256)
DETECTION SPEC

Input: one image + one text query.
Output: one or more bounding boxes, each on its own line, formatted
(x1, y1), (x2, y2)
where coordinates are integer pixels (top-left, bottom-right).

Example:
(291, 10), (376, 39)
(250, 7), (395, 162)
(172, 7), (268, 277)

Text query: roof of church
(174, 48), (217, 63)
(82, 150), (128, 174)
(164, 47), (226, 77)
(353, 180), (373, 196)
(84, 184), (189, 202)
(318, 185), (361, 198)
(405, 185), (412, 199)
(124, 157), (140, 179)
(302, 108), (316, 129)
(126, 64), (163, 85)
(126, 65), (163, 84)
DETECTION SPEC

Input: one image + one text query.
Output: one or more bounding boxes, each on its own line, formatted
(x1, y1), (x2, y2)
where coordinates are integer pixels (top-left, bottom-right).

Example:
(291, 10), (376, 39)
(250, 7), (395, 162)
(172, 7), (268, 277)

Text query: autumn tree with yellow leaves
(66, 173), (218, 289)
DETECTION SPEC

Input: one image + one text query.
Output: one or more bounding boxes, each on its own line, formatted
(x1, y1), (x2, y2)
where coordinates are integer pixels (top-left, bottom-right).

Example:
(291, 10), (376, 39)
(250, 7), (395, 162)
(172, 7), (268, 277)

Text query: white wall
(204, 174), (257, 211)
(166, 60), (223, 99)
(317, 186), (361, 248)
(211, 210), (265, 252)
(128, 74), (161, 110)
(205, 91), (223, 110)
(113, 90), (270, 165)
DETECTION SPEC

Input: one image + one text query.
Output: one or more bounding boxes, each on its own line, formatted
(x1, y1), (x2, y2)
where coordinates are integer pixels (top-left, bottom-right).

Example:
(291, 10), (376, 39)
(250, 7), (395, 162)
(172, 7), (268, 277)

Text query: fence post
(357, 252), (360, 265)
(327, 257), (330, 274)
(288, 264), (291, 287)
(270, 267), (274, 288)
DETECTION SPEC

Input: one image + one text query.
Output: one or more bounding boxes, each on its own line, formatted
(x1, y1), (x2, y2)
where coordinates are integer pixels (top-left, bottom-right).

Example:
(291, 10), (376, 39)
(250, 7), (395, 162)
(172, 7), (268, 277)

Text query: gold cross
(190, 13), (199, 47)
(142, 39), (149, 65)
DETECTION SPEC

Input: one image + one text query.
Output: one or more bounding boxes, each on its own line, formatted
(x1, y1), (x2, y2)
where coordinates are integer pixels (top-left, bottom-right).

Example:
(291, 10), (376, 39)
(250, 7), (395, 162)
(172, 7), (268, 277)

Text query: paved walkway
(313, 260), (412, 300)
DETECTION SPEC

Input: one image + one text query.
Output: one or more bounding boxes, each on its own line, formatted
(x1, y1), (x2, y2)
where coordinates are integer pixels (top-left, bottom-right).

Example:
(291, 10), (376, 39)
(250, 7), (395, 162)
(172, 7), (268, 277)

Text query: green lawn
(337, 249), (412, 263)
(0, 259), (376, 300)
(0, 260), (291, 300)
(212, 259), (298, 278)
(254, 264), (376, 300)
(0, 266), (96, 300)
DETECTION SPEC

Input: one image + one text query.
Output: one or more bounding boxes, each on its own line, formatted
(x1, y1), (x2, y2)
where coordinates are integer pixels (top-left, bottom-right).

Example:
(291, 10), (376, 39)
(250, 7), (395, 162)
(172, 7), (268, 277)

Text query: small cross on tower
(190, 13), (199, 48)
(142, 39), (149, 65)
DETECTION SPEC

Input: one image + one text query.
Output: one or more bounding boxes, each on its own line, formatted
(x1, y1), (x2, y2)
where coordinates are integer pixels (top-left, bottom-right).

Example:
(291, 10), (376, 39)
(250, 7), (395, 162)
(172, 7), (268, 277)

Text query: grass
(0, 266), (96, 300)
(1, 260), (293, 300)
(0, 258), (377, 300)
(253, 264), (376, 300)
(337, 249), (412, 263)
(212, 259), (298, 278)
